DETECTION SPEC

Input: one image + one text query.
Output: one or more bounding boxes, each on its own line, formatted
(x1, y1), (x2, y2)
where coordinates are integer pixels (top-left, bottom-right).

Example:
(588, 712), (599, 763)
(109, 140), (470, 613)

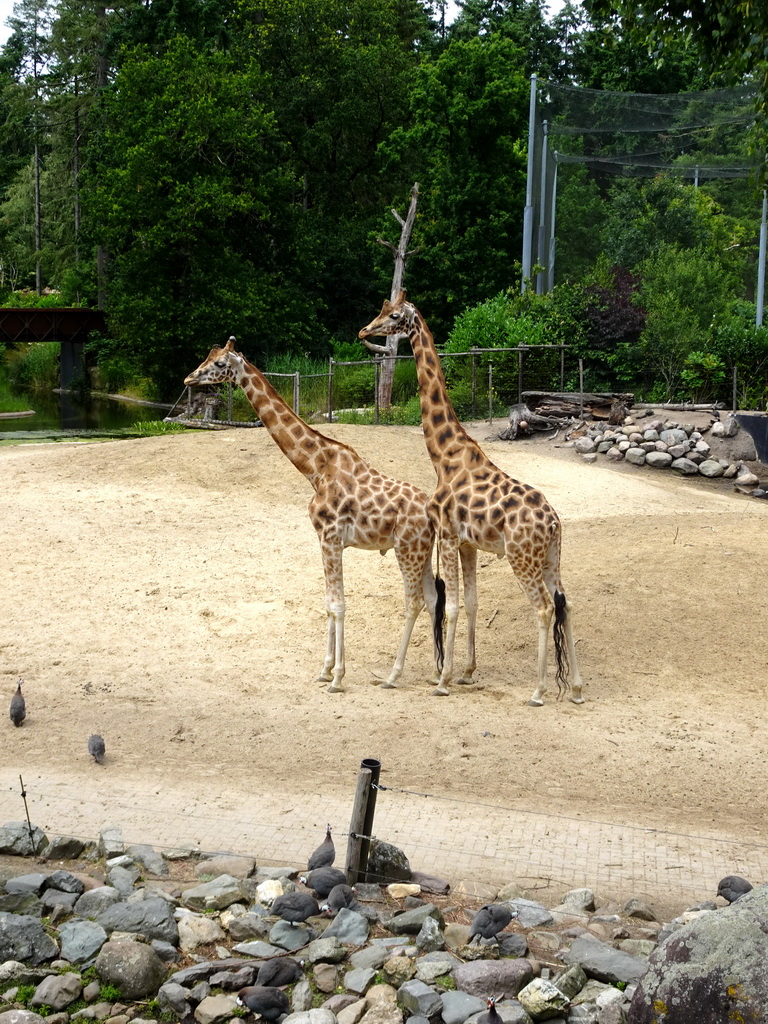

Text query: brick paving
(3, 769), (766, 917)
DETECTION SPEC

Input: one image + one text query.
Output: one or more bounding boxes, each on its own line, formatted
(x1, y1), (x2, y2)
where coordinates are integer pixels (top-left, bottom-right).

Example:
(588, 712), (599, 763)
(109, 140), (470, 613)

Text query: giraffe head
(184, 336), (241, 386)
(358, 290), (416, 347)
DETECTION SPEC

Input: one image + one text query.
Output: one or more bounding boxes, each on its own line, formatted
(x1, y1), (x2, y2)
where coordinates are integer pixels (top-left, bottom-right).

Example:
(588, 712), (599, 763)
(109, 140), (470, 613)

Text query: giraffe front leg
(456, 545), (478, 685)
(320, 544), (346, 693)
(528, 606), (552, 706)
(317, 611), (336, 684)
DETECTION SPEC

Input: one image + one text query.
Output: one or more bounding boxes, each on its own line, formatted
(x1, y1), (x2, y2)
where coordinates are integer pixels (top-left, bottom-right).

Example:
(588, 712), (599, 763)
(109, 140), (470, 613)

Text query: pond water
(0, 379), (173, 443)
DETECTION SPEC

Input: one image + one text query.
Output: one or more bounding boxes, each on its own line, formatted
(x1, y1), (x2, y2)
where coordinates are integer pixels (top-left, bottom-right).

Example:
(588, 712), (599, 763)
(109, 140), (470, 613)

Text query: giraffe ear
(396, 289), (407, 303)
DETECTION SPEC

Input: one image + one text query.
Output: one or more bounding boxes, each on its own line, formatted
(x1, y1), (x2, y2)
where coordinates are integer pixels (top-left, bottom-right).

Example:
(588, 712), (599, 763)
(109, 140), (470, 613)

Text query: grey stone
(385, 904), (444, 936)
(561, 890), (596, 913)
(452, 961), (534, 999)
(498, 933), (528, 959)
(106, 865), (141, 898)
(517, 978), (569, 1018)
(645, 451), (673, 469)
(623, 899), (656, 922)
(560, 936), (646, 984)
(177, 914), (225, 952)
(313, 963), (340, 992)
(660, 428), (688, 444)
(5, 875), (49, 897)
(30, 975), (83, 1011)
(41, 837), (85, 861)
(0, 894), (43, 917)
(509, 899), (553, 929)
(307, 936), (347, 964)
(624, 447), (645, 466)
(57, 919), (108, 962)
(157, 981), (192, 1018)
(344, 968), (377, 995)
(465, 1004), (531, 1024)
(193, 994), (238, 1024)
(46, 871), (85, 895)
(292, 978), (313, 1013)
(231, 939), (283, 957)
(671, 457), (699, 475)
(415, 917), (444, 952)
(151, 939), (180, 963)
(181, 875), (245, 912)
(397, 980), (442, 1019)
(41, 890), (78, 914)
(0, 914), (58, 964)
(270, 919), (314, 951)
(226, 913), (271, 941)
(283, 1011), (337, 1024)
(0, 824), (49, 857)
(97, 898), (179, 944)
(74, 887), (122, 919)
(575, 437), (596, 454)
(367, 839), (411, 884)
(359, 1000), (404, 1024)
(94, 940), (168, 999)
(98, 828), (125, 858)
(350, 945), (391, 971)
(207, 967), (255, 990)
(415, 960), (455, 984)
(440, 991), (485, 1024)
(698, 459), (725, 477)
(70, 1001), (114, 1020)
(324, 908), (370, 945)
(0, 1011), (48, 1024)
(195, 855), (254, 879)
(125, 845), (169, 877)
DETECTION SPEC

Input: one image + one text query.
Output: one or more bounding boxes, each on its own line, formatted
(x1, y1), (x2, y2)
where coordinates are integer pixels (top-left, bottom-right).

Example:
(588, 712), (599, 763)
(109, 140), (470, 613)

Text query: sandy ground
(1, 420), (768, 886)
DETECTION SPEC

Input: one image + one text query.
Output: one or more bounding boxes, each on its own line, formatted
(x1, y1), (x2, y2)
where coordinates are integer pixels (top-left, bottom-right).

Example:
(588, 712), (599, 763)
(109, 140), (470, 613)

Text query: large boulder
(0, 823), (49, 857)
(97, 898), (179, 944)
(0, 914), (58, 965)
(366, 840), (411, 883)
(94, 939), (168, 999)
(57, 919), (108, 963)
(629, 885), (768, 1023)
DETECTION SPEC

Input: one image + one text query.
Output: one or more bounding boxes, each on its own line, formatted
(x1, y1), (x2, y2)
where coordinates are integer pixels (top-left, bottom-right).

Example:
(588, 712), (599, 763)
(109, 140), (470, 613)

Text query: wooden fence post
(345, 757), (381, 884)
(327, 358), (334, 423)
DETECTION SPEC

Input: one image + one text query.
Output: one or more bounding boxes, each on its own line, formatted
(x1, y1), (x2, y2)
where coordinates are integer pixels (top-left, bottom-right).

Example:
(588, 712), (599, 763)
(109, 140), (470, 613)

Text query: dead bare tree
(367, 183), (420, 410)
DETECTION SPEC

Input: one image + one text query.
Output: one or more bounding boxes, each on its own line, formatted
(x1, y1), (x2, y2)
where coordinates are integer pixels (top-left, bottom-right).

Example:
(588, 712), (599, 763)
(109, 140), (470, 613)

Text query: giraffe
(359, 293), (585, 705)
(184, 337), (445, 693)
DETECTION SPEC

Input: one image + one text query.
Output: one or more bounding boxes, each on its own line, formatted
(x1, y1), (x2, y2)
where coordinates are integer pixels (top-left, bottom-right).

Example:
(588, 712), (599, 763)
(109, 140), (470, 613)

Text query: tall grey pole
(547, 152), (559, 292)
(757, 189), (767, 328)
(521, 74), (537, 293)
(536, 120), (548, 294)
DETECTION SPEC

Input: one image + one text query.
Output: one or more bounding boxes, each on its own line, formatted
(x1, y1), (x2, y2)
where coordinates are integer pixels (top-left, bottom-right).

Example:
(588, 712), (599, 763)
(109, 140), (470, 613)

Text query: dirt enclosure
(1, 422), (767, 908)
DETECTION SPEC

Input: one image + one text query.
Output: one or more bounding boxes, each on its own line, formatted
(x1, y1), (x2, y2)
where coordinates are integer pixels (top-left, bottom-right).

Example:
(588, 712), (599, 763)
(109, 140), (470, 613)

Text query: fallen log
(522, 390), (634, 422)
(499, 402), (563, 440)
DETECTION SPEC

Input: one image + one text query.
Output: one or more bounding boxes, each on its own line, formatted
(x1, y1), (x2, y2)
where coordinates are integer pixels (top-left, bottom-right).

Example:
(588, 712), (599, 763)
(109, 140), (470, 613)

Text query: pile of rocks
(568, 413), (764, 492)
(1, 821), (766, 1024)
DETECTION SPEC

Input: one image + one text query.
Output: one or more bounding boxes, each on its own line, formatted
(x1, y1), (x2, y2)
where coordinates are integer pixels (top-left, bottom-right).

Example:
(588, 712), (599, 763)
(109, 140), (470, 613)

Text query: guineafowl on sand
(9, 679), (26, 727)
(88, 734), (106, 763)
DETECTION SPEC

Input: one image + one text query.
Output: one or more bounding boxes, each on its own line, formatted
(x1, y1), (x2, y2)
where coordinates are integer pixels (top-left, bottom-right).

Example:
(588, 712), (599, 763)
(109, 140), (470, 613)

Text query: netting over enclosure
(521, 76), (763, 295)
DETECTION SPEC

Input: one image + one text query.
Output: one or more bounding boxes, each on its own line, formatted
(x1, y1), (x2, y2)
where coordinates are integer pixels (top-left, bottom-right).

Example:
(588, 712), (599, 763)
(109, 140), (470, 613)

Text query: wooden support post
(345, 757), (381, 884)
(374, 359), (380, 425)
(327, 358), (334, 423)
(488, 362), (494, 426)
(471, 351), (477, 419)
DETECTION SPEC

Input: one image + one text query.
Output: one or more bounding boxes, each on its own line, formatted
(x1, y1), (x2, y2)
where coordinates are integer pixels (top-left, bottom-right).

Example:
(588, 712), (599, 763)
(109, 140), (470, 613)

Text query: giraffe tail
(553, 589), (570, 698)
(434, 575), (445, 674)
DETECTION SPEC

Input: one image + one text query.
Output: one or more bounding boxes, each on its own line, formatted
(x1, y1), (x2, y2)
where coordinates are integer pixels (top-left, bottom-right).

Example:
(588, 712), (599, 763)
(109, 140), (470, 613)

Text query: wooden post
(488, 362), (493, 426)
(471, 350), (477, 419)
(732, 366), (737, 414)
(518, 348), (524, 404)
(579, 359), (584, 419)
(345, 757), (381, 884)
(560, 346), (565, 390)
(374, 359), (380, 424)
(293, 372), (300, 414)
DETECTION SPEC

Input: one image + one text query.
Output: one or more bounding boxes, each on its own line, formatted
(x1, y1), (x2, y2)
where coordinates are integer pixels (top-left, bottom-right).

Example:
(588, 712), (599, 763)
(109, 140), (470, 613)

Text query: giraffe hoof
(456, 676), (475, 686)
(570, 695), (585, 705)
(527, 698), (544, 707)
(327, 683), (345, 694)
(379, 681), (399, 689)
(432, 686), (450, 697)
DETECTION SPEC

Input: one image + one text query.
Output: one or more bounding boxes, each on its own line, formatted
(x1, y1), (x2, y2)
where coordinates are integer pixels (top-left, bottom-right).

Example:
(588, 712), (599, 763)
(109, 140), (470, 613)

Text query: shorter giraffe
(184, 338), (446, 693)
(360, 294), (584, 705)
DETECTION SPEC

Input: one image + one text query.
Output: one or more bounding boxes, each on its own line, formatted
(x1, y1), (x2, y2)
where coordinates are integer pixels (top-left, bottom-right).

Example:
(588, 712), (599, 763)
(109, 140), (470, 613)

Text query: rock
(94, 940), (168, 999)
(47, 871), (86, 895)
(208, 966), (255, 990)
(256, 880), (284, 906)
(575, 437), (596, 454)
(497, 933), (528, 958)
(624, 447), (645, 466)
(415, 958), (456, 984)
(57, 919), (109, 962)
(193, 994), (238, 1024)
(157, 981), (192, 1018)
(415, 916), (444, 952)
(74, 887), (123, 918)
(410, 873), (450, 895)
(231, 940), (283, 958)
(671, 457), (699, 474)
(306, 936), (347, 964)
(553, 963), (587, 999)
(30, 975), (83, 1011)
(383, 957), (415, 986)
(344, 968), (376, 995)
(444, 923), (470, 949)
(97, 899), (179, 944)
(98, 828), (125, 859)
(397, 980), (443, 1019)
(560, 889), (596, 913)
(559, 935), (646, 984)
(0, 824), (49, 857)
(125, 846), (169, 877)
(452, 960), (534, 998)
(324, 908), (370, 946)
(350, 945), (391, 971)
(106, 866), (141, 898)
(314, 962), (340, 992)
(629, 884), (768, 1023)
(195, 856), (255, 880)
(509, 899), (554, 929)
(0, 893), (43, 917)
(41, 836), (86, 861)
(698, 459), (725, 477)
(6, 875), (49, 897)
(385, 904), (444, 936)
(226, 912), (271, 942)
(440, 991), (485, 1024)
(292, 977), (313, 1013)
(151, 939), (180, 963)
(358, 1002), (405, 1024)
(336, 999), (366, 1024)
(623, 899), (656, 922)
(177, 914), (226, 952)
(270, 920), (314, 951)
(0, 1012), (48, 1024)
(660, 428), (688, 445)
(735, 470), (759, 486)
(644, 451), (673, 468)
(283, 1011), (337, 1024)
(367, 839), (411, 884)
(181, 876), (245, 912)
(0, 914), (59, 964)
(517, 977), (570, 1018)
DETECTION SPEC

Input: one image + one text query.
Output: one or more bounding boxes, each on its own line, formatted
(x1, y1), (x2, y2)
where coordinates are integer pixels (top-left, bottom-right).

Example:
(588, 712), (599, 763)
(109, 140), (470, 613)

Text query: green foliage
(15, 984), (36, 1005)
(130, 419), (186, 435)
(7, 341), (59, 390)
(1, 289), (67, 308)
(680, 351), (726, 403)
(709, 301), (768, 409)
(99, 983), (122, 1001)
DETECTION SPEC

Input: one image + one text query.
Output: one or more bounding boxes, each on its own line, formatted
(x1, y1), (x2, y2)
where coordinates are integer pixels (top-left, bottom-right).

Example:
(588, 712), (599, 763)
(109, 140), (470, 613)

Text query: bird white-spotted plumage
(321, 883), (359, 914)
(301, 865), (346, 898)
(468, 902), (518, 943)
(9, 679), (26, 727)
(717, 875), (753, 903)
(236, 986), (289, 1020)
(88, 734), (106, 763)
(307, 823), (335, 871)
(255, 958), (304, 988)
(270, 892), (320, 923)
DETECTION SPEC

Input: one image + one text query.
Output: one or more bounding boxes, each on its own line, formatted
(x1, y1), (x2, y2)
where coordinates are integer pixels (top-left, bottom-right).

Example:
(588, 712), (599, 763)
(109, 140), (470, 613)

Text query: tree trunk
(374, 183), (419, 409)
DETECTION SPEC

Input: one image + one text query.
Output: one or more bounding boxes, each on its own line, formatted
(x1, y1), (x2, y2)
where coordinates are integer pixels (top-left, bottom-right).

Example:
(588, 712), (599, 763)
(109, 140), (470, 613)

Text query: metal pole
(521, 73), (537, 293)
(327, 358), (334, 423)
(756, 189), (767, 328)
(488, 362), (493, 426)
(560, 346), (565, 390)
(733, 366), (737, 414)
(471, 350), (477, 419)
(18, 775), (37, 856)
(547, 155), (559, 292)
(518, 349), (523, 404)
(579, 358), (584, 419)
(536, 120), (548, 295)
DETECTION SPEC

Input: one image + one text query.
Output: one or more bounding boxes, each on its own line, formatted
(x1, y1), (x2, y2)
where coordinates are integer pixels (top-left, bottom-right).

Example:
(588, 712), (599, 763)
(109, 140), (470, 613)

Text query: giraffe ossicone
(184, 337), (448, 694)
(359, 292), (585, 705)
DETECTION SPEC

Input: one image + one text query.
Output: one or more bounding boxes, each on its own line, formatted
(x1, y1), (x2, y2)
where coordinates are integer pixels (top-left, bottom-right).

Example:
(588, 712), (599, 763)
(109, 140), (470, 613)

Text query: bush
(8, 342), (60, 390)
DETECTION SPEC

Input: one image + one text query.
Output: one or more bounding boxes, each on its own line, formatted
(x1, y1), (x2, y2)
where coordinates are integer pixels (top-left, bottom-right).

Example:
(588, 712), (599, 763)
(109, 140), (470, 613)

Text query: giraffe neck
(406, 311), (484, 474)
(233, 355), (339, 489)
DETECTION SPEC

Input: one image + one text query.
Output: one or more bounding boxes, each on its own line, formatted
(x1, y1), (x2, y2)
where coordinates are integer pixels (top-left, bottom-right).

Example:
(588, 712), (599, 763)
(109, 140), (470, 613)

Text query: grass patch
(130, 420), (186, 435)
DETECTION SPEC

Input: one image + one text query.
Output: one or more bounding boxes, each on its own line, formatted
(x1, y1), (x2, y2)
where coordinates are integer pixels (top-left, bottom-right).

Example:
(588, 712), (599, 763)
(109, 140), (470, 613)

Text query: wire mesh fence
(3, 767), (766, 916)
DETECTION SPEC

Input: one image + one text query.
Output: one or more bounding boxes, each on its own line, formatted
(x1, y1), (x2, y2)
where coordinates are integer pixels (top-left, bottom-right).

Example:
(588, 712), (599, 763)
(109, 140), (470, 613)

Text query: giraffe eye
(390, 312), (400, 321)
(214, 360), (226, 368)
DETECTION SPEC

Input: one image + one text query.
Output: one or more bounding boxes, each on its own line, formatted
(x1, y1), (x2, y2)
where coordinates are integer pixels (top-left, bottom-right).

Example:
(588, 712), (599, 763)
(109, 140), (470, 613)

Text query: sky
(0, 0), (569, 48)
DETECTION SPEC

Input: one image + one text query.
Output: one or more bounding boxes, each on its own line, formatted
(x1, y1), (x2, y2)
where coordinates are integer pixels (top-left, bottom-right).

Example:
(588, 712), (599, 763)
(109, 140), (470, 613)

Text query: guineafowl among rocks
(301, 865), (347, 898)
(270, 892), (320, 923)
(321, 883), (359, 915)
(717, 875), (753, 903)
(236, 986), (289, 1020)
(307, 823), (335, 871)
(255, 958), (304, 988)
(476, 997), (504, 1024)
(88, 734), (106, 763)
(468, 903), (518, 943)
(9, 679), (26, 727)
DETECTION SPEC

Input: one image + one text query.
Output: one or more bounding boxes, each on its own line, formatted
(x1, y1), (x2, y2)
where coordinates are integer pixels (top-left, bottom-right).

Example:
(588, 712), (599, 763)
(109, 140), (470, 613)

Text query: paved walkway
(3, 770), (766, 918)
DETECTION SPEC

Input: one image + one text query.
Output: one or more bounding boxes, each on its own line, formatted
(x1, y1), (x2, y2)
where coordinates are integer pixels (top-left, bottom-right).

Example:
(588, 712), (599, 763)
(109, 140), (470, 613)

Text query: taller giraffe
(359, 293), (585, 705)
(184, 338), (444, 694)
